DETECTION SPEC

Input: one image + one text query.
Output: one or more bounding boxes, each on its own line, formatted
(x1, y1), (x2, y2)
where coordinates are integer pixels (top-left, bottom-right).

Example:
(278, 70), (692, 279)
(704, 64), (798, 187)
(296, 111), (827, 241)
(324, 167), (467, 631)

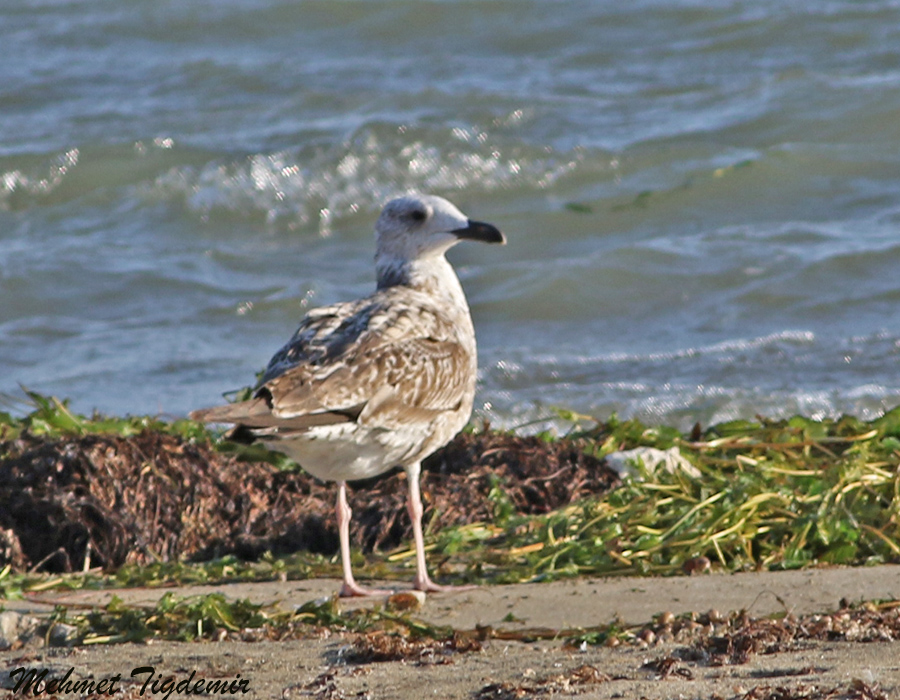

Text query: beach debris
(348, 630), (481, 664)
(682, 555), (712, 575)
(0, 610), (40, 650)
(2, 399), (899, 593)
(0, 426), (617, 575)
(475, 664), (610, 699)
(735, 678), (888, 700)
(642, 655), (693, 679)
(605, 446), (701, 480)
(385, 590), (426, 613)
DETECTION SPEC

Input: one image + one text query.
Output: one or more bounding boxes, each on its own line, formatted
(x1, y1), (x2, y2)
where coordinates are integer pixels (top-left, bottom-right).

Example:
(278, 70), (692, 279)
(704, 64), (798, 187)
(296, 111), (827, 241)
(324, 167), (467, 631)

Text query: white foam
(150, 127), (584, 234)
(534, 330), (818, 368)
(0, 149), (79, 208)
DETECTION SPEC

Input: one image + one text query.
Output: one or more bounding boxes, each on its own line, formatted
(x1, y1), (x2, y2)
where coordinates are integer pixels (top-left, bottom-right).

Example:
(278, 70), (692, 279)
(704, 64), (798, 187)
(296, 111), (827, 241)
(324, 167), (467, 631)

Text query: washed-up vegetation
(1, 393), (899, 594)
(6, 592), (476, 651)
(476, 676), (888, 700)
(433, 412), (900, 582)
(10, 588), (898, 680)
(0, 394), (898, 660)
(0, 393), (616, 589)
(475, 664), (612, 699)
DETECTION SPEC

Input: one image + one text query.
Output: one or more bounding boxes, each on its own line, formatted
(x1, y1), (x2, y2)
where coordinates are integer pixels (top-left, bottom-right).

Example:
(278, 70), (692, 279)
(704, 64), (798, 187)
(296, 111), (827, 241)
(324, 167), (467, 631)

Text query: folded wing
(190, 293), (473, 437)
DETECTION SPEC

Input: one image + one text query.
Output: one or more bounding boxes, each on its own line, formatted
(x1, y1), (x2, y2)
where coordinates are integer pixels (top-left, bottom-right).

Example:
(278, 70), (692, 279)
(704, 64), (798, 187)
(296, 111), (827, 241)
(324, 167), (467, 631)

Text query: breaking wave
(151, 123), (588, 235)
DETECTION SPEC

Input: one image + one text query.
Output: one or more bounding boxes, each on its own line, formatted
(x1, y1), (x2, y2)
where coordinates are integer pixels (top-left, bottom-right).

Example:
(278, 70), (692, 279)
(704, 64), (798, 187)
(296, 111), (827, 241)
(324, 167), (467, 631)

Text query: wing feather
(189, 288), (473, 436)
(189, 397), (362, 429)
(268, 336), (472, 424)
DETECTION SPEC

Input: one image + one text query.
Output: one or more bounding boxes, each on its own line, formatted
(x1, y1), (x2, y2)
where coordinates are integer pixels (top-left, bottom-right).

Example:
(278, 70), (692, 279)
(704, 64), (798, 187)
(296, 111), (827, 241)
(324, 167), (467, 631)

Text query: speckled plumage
(191, 193), (505, 596)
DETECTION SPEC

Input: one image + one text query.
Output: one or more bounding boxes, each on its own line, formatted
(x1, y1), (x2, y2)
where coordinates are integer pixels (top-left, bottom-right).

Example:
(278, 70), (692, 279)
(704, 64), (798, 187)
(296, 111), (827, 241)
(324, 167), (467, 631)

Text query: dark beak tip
(454, 219), (506, 245)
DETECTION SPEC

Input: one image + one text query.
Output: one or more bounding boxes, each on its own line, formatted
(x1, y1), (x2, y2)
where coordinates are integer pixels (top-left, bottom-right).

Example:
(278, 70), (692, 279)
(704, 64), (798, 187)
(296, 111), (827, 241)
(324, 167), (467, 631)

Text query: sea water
(4, 1), (900, 432)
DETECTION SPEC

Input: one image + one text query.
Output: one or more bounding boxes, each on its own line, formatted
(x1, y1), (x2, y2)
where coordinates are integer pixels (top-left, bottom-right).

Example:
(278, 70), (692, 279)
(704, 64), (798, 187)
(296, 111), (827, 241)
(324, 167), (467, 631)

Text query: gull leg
(336, 481), (392, 597)
(406, 462), (477, 594)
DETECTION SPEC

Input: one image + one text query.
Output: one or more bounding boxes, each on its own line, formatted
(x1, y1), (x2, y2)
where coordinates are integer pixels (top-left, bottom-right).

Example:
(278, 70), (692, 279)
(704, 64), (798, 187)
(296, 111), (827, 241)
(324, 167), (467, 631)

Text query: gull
(191, 193), (505, 596)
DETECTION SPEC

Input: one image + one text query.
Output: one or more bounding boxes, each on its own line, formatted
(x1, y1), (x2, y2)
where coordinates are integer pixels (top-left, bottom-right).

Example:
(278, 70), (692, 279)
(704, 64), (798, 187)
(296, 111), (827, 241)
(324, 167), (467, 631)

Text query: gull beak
(452, 219), (506, 245)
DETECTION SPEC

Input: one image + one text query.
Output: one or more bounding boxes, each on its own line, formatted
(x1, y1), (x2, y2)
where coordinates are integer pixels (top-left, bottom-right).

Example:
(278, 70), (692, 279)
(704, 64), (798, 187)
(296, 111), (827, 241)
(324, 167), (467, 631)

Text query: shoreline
(11, 564), (900, 628)
(3, 566), (899, 699)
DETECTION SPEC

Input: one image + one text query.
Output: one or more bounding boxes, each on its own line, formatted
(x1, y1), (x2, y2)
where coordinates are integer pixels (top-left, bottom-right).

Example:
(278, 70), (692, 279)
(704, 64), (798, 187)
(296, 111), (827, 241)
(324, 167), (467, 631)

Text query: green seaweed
(2, 392), (899, 596)
(417, 413), (900, 583)
(0, 389), (211, 442)
(56, 592), (458, 646)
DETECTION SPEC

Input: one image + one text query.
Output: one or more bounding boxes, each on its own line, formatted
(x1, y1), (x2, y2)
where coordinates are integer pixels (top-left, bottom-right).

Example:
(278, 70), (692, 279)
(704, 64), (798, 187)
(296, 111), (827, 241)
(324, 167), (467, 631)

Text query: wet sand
(3, 565), (899, 699)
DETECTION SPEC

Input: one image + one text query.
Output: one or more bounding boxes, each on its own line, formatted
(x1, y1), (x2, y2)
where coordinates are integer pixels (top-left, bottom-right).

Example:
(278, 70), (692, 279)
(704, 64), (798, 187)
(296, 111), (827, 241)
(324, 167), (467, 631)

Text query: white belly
(263, 422), (429, 482)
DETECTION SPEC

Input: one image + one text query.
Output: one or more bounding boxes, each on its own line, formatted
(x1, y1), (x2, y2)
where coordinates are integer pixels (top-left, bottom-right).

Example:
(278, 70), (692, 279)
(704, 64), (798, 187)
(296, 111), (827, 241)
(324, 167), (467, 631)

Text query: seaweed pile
(2, 393), (899, 583)
(0, 423), (616, 573)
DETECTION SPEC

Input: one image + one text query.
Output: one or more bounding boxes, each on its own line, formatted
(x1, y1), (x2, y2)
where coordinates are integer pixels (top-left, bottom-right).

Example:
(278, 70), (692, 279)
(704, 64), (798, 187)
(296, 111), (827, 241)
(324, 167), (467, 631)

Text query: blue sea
(4, 0), (900, 432)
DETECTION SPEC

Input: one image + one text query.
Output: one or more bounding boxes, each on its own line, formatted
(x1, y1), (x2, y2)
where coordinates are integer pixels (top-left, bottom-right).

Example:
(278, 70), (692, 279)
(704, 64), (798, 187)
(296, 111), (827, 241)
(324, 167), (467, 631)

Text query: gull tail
(190, 397), (361, 444)
(189, 397), (272, 425)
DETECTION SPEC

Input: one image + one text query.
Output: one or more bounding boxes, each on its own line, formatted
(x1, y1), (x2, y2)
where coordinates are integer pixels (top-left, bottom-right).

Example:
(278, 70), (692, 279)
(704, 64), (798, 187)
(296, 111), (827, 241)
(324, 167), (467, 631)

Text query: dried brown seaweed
(0, 429), (616, 573)
(475, 665), (610, 699)
(348, 630), (481, 664)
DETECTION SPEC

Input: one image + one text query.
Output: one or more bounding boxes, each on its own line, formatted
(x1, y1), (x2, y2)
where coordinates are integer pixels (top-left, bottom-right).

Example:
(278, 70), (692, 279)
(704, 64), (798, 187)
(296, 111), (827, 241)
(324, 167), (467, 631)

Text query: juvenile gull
(191, 194), (505, 596)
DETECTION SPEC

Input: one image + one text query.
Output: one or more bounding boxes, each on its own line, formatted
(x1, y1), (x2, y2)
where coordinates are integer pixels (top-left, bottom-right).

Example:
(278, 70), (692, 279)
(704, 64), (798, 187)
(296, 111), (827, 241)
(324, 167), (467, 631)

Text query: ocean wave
(560, 330), (817, 368)
(0, 149), (80, 210)
(149, 123), (587, 234)
(0, 122), (589, 230)
(481, 380), (900, 436)
(481, 330), (822, 408)
(0, 139), (190, 211)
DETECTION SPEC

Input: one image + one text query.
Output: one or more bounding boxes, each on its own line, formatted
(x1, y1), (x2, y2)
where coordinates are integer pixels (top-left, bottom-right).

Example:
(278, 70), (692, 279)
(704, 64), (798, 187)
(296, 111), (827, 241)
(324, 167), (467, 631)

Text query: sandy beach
(3, 565), (898, 699)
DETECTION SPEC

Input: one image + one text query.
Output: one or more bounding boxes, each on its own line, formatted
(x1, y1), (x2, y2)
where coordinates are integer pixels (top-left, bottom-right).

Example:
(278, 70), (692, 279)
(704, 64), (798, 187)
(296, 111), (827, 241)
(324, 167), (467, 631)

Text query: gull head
(375, 194), (505, 265)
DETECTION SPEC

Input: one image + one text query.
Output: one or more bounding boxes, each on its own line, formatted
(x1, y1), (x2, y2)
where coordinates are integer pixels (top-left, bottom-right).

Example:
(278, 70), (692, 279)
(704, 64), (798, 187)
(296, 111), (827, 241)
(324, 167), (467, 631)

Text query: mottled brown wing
(265, 336), (473, 428)
(257, 299), (373, 387)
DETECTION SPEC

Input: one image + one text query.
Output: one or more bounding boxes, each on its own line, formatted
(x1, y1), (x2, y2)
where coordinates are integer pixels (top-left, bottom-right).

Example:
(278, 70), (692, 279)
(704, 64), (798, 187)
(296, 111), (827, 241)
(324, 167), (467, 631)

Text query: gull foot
(339, 581), (395, 598)
(413, 577), (478, 594)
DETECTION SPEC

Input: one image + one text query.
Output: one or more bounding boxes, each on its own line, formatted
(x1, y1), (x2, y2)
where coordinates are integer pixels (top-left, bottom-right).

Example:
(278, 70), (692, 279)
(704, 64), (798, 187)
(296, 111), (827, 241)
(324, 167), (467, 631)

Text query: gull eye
(408, 208), (427, 223)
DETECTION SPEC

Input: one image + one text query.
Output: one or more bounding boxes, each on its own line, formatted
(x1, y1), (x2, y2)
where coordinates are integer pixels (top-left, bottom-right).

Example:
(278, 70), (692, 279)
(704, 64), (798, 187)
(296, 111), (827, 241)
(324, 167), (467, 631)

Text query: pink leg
(336, 481), (393, 598)
(406, 462), (477, 594)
